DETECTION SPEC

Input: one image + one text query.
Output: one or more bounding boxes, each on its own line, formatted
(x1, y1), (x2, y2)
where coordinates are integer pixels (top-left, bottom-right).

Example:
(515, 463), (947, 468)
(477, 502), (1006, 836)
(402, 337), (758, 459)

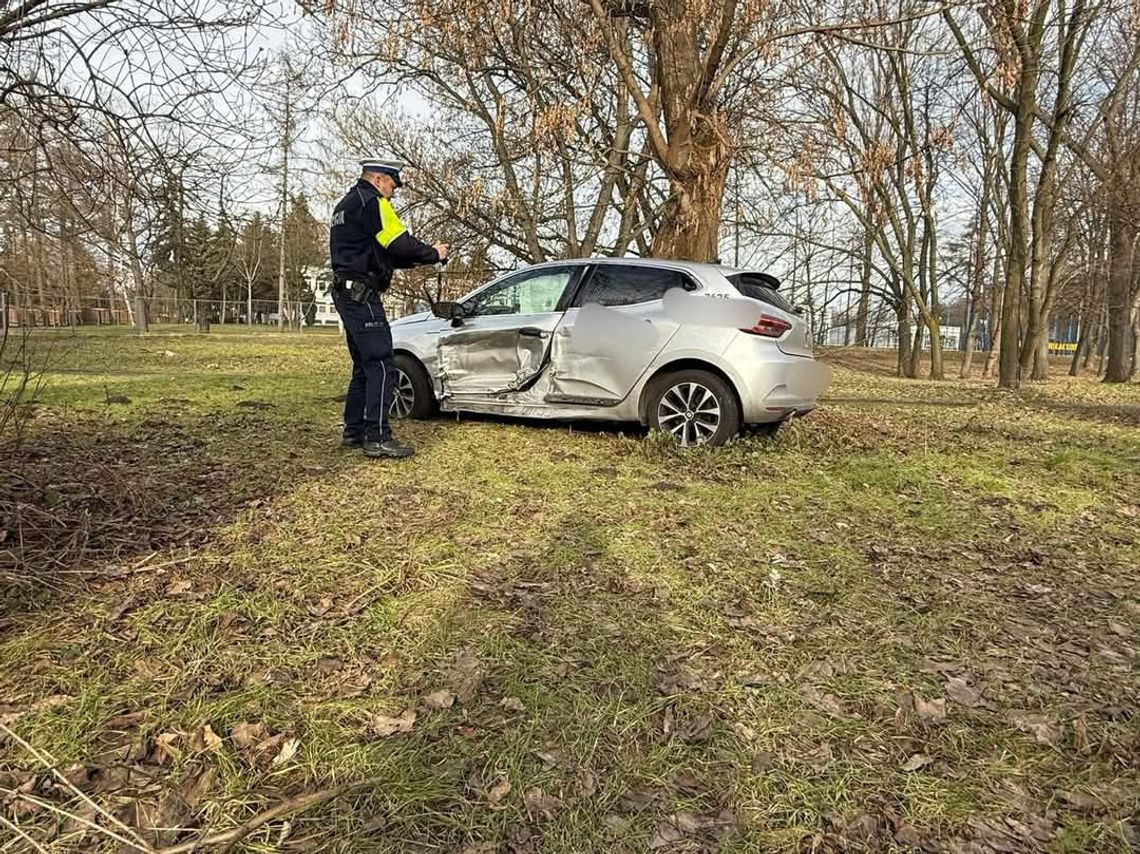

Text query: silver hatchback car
(387, 258), (829, 446)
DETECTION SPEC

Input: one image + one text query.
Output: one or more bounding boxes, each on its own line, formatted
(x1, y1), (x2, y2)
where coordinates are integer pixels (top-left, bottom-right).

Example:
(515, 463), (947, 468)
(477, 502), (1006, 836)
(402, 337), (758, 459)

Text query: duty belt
(332, 275), (376, 304)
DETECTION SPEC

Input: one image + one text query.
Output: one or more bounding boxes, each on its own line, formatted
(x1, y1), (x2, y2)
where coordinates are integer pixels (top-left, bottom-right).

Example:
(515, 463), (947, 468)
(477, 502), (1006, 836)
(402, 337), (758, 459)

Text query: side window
(465, 268), (575, 317)
(573, 266), (693, 307)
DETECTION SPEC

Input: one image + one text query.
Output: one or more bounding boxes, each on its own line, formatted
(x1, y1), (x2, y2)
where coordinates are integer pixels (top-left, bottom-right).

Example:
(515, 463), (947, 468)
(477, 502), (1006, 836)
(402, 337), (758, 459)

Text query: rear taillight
(742, 314), (792, 338)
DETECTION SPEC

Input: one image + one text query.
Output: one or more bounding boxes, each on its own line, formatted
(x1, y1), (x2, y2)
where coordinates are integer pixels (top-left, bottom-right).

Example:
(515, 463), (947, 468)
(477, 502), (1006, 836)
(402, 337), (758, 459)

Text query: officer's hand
(434, 243), (449, 261)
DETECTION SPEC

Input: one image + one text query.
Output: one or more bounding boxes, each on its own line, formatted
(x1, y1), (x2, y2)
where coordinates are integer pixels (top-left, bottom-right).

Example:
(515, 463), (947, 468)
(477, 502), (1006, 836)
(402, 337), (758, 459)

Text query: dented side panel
(436, 313), (561, 396)
(548, 302), (678, 403)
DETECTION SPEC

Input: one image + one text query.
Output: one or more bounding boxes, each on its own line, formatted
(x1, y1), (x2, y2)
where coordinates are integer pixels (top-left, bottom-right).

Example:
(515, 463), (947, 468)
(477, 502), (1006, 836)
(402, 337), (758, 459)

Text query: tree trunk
(981, 251), (1004, 378)
(1033, 328), (1049, 379)
(1103, 213), (1136, 382)
(650, 141), (730, 262)
(960, 310), (978, 378)
(856, 225), (873, 346)
(909, 322), (923, 379)
(1070, 324), (1086, 376)
(1131, 300), (1140, 379)
(999, 98), (1037, 389)
(896, 304), (913, 378)
(1084, 302), (1102, 370)
(278, 72), (292, 331)
(196, 296), (210, 333)
(928, 322), (945, 379)
(124, 217), (149, 334)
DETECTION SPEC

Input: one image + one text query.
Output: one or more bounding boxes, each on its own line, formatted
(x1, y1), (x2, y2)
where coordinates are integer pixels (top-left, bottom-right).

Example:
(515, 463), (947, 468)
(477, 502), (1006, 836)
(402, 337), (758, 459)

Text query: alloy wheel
(390, 369), (416, 418)
(656, 381), (721, 446)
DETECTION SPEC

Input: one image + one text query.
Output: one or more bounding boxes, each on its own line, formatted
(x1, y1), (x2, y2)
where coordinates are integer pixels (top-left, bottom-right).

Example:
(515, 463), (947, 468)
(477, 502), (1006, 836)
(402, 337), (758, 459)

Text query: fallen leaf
(153, 731), (182, 765)
(317, 656), (343, 674)
(1058, 789), (1099, 812)
(680, 713), (715, 743)
(230, 721), (269, 750)
(576, 770), (599, 798)
(109, 595), (141, 622)
(370, 709), (416, 737)
(422, 690), (456, 710)
(1108, 621), (1131, 638)
(648, 822), (685, 849)
(945, 677), (983, 708)
(751, 751), (775, 772)
(731, 722), (757, 742)
(193, 723), (222, 753)
(619, 788), (660, 813)
(673, 771), (704, 793)
(271, 736), (300, 766)
(901, 753), (934, 772)
(650, 810), (737, 847)
(487, 778), (511, 806)
(914, 693), (947, 724)
(523, 788), (562, 820)
(168, 580), (193, 595)
(500, 696), (526, 713)
(1072, 713), (1090, 752)
(453, 648), (485, 704)
(800, 743), (834, 771)
(535, 748), (574, 770)
(1008, 711), (1061, 746)
(306, 596), (332, 617)
(603, 814), (632, 835)
(803, 686), (845, 717)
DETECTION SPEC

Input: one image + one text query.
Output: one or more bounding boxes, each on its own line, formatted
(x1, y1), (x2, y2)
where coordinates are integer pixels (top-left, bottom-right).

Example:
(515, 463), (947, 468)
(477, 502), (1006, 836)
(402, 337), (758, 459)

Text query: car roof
(515, 256), (745, 279)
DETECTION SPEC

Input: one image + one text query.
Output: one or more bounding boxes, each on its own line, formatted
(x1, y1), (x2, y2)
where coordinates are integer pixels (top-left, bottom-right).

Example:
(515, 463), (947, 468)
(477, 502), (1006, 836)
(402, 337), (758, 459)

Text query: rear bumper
(723, 336), (831, 424)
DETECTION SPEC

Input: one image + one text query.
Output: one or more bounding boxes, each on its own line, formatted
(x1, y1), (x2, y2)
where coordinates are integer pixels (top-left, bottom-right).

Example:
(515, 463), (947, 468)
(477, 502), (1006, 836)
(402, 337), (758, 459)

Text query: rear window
(727, 272), (798, 314)
(573, 265), (695, 307)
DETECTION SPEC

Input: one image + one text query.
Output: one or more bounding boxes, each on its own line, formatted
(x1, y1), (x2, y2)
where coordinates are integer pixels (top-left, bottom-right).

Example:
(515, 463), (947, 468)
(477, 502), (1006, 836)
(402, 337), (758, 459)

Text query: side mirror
(432, 300), (465, 321)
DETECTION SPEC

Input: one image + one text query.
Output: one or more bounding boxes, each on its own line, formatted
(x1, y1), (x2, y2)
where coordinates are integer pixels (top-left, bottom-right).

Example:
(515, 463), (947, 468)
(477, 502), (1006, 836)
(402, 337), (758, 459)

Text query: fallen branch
(0, 722), (155, 853)
(157, 779), (382, 854)
(0, 812), (51, 854)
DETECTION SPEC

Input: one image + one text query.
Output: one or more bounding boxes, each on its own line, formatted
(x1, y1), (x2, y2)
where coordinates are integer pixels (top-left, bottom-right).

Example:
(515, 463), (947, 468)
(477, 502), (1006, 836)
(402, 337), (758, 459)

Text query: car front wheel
(645, 369), (741, 447)
(391, 354), (437, 420)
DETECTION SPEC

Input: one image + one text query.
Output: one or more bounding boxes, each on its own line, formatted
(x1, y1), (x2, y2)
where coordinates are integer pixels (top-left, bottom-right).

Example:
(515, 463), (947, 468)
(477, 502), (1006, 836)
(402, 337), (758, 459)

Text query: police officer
(329, 158), (447, 459)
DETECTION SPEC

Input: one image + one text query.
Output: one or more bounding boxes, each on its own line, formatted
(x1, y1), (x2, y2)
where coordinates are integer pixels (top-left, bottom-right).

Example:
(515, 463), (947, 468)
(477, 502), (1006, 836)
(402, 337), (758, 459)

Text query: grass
(1, 328), (1138, 852)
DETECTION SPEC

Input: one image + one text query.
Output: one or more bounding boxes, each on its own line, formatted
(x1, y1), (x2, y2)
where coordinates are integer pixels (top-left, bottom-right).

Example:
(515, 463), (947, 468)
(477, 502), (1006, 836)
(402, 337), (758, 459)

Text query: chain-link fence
(0, 293), (338, 332)
(0, 278), (485, 333)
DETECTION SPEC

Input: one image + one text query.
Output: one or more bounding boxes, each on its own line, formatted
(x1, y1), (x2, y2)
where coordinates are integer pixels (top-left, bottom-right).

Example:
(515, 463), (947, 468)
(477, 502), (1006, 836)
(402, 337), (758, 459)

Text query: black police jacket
(328, 179), (439, 291)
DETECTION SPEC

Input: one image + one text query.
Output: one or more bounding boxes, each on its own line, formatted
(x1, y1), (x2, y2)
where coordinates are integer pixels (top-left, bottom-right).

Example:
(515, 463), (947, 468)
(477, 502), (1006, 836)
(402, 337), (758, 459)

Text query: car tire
(392, 354), (437, 420)
(645, 369), (741, 447)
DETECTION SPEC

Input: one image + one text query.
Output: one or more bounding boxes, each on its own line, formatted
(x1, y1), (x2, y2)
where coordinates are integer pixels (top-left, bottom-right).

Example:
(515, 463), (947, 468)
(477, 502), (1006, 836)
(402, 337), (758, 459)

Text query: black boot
(362, 437), (415, 459)
(341, 432), (363, 449)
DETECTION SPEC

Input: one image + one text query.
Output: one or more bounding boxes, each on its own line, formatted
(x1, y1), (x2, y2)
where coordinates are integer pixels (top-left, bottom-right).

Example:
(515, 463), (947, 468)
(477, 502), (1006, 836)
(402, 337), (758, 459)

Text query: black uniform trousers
(333, 288), (395, 443)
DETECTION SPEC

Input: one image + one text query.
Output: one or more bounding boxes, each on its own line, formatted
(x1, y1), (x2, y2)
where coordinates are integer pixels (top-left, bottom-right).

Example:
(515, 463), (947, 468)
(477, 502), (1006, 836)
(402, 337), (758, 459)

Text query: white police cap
(359, 158), (405, 187)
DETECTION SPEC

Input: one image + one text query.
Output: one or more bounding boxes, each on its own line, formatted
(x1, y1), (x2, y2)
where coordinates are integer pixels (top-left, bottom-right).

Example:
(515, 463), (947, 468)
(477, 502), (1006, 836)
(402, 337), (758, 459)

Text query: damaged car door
(547, 264), (695, 405)
(437, 265), (581, 398)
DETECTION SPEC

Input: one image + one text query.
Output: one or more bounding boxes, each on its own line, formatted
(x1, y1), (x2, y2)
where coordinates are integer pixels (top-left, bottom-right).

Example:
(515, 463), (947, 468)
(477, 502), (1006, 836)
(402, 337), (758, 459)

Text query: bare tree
(944, 0), (1100, 388)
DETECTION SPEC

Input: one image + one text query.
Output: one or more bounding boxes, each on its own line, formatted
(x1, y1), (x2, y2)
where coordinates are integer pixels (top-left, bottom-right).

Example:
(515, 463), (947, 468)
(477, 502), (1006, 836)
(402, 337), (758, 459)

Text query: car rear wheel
(645, 369), (741, 447)
(391, 354), (436, 420)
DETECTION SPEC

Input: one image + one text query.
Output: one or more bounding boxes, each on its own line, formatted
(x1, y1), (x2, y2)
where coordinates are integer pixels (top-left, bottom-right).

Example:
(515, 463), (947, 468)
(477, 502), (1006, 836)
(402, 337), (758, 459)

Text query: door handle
(519, 327), (545, 338)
